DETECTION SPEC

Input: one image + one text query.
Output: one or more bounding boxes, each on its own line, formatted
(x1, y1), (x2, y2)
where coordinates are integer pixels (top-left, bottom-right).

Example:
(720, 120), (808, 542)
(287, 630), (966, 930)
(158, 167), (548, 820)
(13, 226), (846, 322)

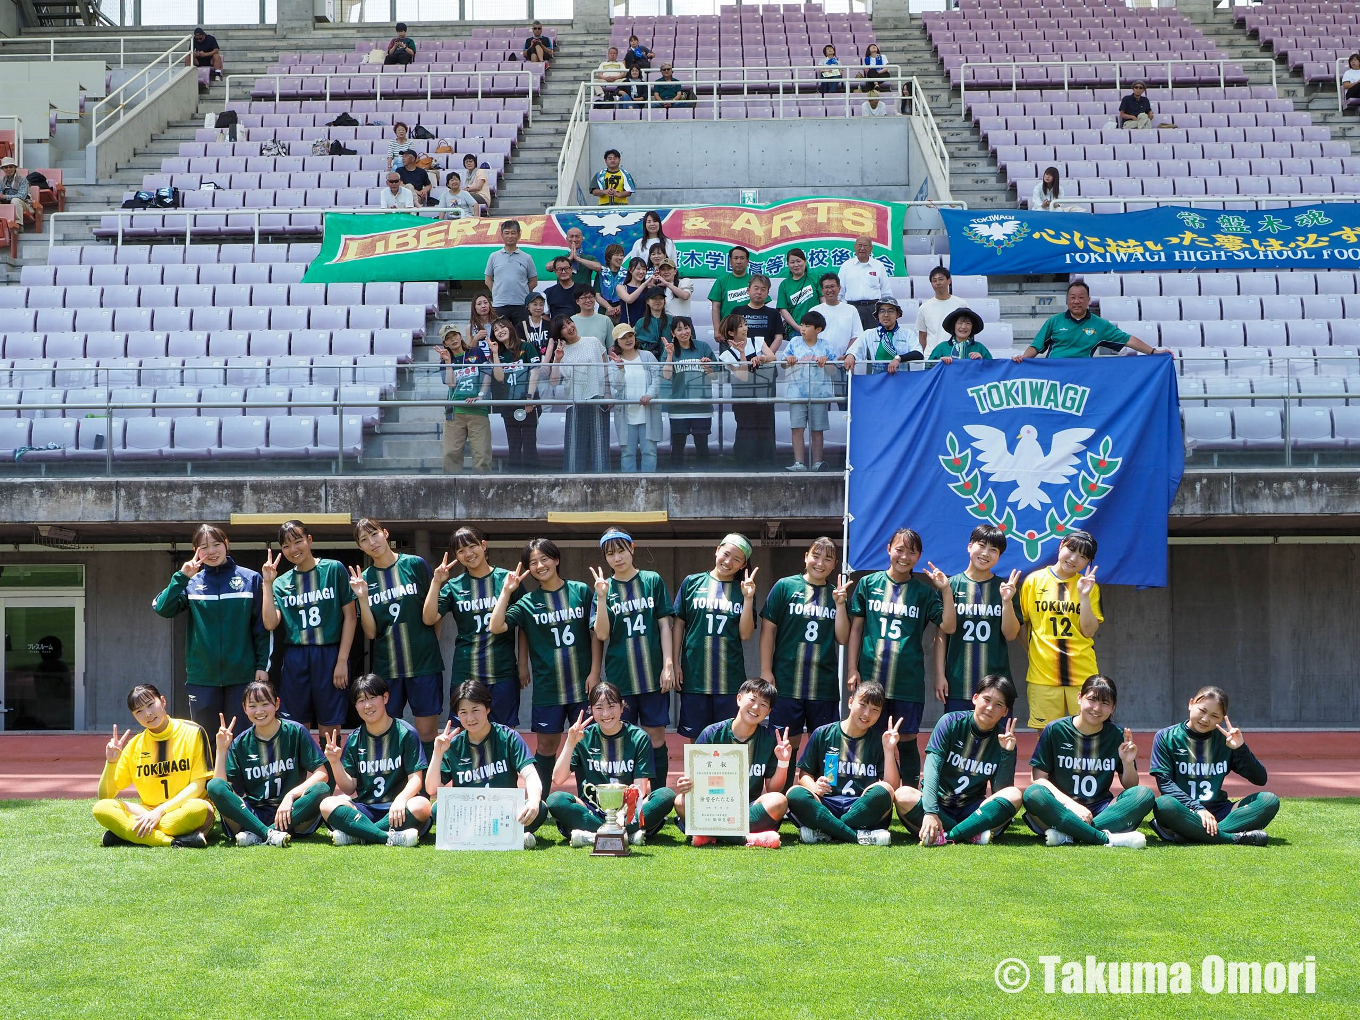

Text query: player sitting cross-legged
(895, 675), (1023, 846)
(319, 674), (431, 847)
(92, 683), (215, 848)
(787, 681), (899, 845)
(205, 679), (332, 847)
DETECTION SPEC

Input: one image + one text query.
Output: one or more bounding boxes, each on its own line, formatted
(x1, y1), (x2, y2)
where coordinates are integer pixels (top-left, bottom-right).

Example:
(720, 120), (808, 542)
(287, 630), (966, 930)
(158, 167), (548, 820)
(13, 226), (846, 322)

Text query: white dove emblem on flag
(972, 220), (1021, 242)
(963, 424), (1094, 511)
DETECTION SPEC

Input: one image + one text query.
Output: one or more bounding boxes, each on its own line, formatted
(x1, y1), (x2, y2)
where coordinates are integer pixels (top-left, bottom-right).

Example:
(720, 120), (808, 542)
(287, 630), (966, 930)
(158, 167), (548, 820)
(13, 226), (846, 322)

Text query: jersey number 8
(804, 620), (819, 641)
(297, 606), (322, 628)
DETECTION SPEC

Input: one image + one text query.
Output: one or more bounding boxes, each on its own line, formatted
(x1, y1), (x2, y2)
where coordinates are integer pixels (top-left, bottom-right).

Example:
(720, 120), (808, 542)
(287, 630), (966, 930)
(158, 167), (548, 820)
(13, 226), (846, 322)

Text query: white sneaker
(856, 828), (892, 846)
(570, 829), (594, 848)
(812, 461), (827, 472)
(1103, 829), (1147, 849)
(786, 462), (808, 472)
(799, 825), (829, 844)
(970, 828), (992, 845)
(523, 832), (537, 850)
(266, 829), (291, 848)
(386, 827), (419, 848)
(235, 830), (264, 847)
(331, 829), (360, 846)
(1045, 828), (1074, 847)
(629, 830), (646, 847)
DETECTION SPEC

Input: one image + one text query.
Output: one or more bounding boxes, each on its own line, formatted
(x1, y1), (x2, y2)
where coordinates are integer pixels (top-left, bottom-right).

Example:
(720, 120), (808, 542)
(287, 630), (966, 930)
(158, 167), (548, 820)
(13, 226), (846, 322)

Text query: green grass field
(2, 798), (1356, 1020)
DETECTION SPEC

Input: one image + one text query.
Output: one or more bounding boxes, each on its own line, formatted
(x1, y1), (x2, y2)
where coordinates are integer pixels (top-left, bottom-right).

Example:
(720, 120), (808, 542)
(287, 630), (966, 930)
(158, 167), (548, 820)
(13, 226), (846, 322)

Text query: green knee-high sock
(1091, 786), (1155, 835)
(841, 785), (893, 832)
(1153, 795), (1232, 844)
(533, 753), (556, 795)
(651, 742), (670, 790)
(948, 795), (1017, 842)
(898, 735), (921, 787)
(1022, 783), (1108, 845)
(635, 787), (676, 836)
(421, 740), (435, 768)
(526, 800), (547, 834)
(1216, 791), (1280, 836)
(287, 783), (330, 833)
(326, 803), (390, 844)
(206, 777), (269, 840)
(718, 802), (778, 845)
(900, 801), (926, 833)
(787, 786), (856, 842)
(547, 791), (599, 838)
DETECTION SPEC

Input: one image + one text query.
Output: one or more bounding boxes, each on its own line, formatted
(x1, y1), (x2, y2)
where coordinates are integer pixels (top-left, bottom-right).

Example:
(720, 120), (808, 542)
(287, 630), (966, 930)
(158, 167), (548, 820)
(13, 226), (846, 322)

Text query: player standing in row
(1021, 674), (1152, 848)
(1018, 529), (1102, 730)
(672, 534), (759, 742)
(423, 526), (530, 730)
(846, 527), (957, 786)
(206, 680), (331, 847)
(425, 680), (545, 849)
(262, 520), (357, 746)
(1149, 686), (1278, 846)
(788, 681), (899, 845)
(490, 539), (601, 794)
(590, 528), (675, 786)
(349, 518), (445, 763)
(934, 525), (1021, 715)
(547, 682), (676, 846)
(895, 675), (1022, 845)
(759, 536), (847, 785)
(152, 524), (270, 734)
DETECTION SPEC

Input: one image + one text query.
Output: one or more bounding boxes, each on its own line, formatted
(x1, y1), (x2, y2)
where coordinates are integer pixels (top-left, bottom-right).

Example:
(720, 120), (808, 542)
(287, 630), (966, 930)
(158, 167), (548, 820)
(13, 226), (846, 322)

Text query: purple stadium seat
(153, 386), (200, 417)
(118, 416), (172, 458)
(264, 414), (317, 455)
(268, 356), (312, 387)
(171, 416), (220, 458)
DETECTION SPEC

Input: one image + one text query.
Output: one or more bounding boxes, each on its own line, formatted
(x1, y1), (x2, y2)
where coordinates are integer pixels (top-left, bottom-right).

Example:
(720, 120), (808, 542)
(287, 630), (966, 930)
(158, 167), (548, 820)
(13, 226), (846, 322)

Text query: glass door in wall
(1, 600), (84, 731)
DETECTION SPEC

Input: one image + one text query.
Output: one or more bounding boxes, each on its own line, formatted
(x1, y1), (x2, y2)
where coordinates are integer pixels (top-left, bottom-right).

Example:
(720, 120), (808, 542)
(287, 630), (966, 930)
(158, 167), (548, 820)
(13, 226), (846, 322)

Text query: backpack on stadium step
(329, 140), (357, 156)
(260, 138), (287, 157)
(328, 112), (359, 126)
(311, 138), (331, 156)
(410, 124), (434, 139)
(25, 171), (50, 191)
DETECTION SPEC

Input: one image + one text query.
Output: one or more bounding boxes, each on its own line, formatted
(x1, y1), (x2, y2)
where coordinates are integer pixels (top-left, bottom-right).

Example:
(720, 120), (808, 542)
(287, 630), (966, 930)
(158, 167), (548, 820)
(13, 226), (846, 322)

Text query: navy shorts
(531, 700), (590, 734)
(388, 672), (443, 719)
(622, 690), (671, 729)
(185, 682), (250, 734)
(677, 692), (738, 739)
(872, 698), (924, 737)
(355, 800), (433, 837)
(280, 644), (347, 728)
(453, 676), (521, 729)
(769, 696), (839, 736)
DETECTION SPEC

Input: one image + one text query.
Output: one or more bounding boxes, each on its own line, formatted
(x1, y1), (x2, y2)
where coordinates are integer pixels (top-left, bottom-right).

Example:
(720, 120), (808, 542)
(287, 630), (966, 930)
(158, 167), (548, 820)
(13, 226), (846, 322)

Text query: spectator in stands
(549, 314), (610, 473)
(626, 210), (677, 264)
(776, 248), (817, 339)
(0, 156), (33, 225)
(441, 172), (480, 218)
(711, 245), (752, 335)
(727, 276), (783, 467)
(595, 47), (628, 104)
(860, 43), (889, 89)
(596, 244), (627, 320)
(524, 22), (554, 65)
(546, 258), (585, 319)
(860, 89), (892, 117)
(1016, 281), (1169, 360)
(819, 44), (843, 95)
(1344, 54), (1360, 104)
(931, 308), (992, 363)
(915, 265), (966, 353)
(438, 325), (492, 474)
(461, 154), (492, 208)
(468, 294), (496, 353)
(839, 234), (894, 329)
(187, 28), (223, 81)
(1119, 82), (1153, 130)
(385, 23), (417, 67)
(591, 149), (635, 205)
(523, 293), (550, 352)
(1031, 166), (1068, 212)
(662, 316), (716, 468)
(635, 288), (673, 356)
(656, 258), (692, 316)
(810, 273), (864, 358)
(489, 316), (543, 471)
(898, 80), (913, 116)
(571, 284), (613, 347)
(379, 170), (415, 209)
(618, 66), (651, 107)
(783, 311), (835, 472)
(624, 35), (655, 72)
(387, 121), (411, 171)
(843, 298), (919, 374)
(394, 150), (433, 206)
(609, 323), (661, 473)
(617, 258), (658, 326)
(485, 220), (539, 327)
(652, 64), (696, 108)
(564, 227), (603, 286)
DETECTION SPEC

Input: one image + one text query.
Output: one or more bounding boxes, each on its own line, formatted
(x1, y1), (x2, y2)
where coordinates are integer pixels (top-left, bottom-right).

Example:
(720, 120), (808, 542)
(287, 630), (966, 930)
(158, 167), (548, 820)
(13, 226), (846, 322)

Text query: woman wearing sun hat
(929, 307), (993, 363)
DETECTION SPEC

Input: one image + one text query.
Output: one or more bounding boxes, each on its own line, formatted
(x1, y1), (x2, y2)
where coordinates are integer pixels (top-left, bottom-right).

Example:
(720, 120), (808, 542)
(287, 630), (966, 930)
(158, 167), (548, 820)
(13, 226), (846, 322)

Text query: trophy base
(591, 828), (630, 857)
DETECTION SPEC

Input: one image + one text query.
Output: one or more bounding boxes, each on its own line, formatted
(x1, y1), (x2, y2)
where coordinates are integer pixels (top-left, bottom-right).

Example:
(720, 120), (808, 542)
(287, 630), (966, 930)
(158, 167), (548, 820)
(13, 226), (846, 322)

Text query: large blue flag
(846, 358), (1183, 587)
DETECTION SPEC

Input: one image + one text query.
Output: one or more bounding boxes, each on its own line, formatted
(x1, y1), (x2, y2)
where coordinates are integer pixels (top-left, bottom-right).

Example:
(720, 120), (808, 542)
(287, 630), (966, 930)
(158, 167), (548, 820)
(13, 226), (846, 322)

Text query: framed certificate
(683, 743), (750, 837)
(434, 787), (525, 851)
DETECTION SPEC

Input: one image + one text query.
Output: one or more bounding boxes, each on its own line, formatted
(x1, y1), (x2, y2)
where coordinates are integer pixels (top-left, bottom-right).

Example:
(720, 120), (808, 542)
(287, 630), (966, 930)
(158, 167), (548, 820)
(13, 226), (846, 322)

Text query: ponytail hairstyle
(1080, 674), (1118, 706)
(589, 681), (623, 708)
(1191, 685), (1229, 713)
(242, 679), (279, 707)
(452, 524), (487, 551)
(353, 516), (388, 545)
(888, 527), (923, 555)
(127, 683), (163, 711)
(191, 524), (230, 551)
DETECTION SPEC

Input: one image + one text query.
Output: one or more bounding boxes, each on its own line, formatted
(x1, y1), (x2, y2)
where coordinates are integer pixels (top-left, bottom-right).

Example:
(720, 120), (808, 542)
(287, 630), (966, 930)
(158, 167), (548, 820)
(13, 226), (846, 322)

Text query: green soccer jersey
(1149, 721), (1267, 810)
(923, 710), (1016, 814)
(712, 270), (751, 319)
(761, 575), (840, 702)
(1027, 310), (1129, 359)
(272, 559), (355, 646)
(1031, 715), (1123, 807)
(340, 717), (426, 805)
(570, 721), (655, 790)
(697, 718), (777, 800)
(776, 274), (818, 333)
(674, 572), (749, 696)
(504, 580), (594, 707)
(364, 553), (445, 680)
(437, 567), (520, 686)
(848, 571), (944, 703)
(596, 571), (672, 697)
(797, 722), (886, 797)
(224, 719), (324, 808)
(943, 572), (1018, 701)
(438, 722), (533, 788)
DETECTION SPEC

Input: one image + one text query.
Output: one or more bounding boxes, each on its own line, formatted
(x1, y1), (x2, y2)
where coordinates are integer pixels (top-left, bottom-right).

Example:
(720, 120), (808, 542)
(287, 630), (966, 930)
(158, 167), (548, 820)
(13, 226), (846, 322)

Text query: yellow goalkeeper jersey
(112, 717), (213, 806)
(1019, 567), (1104, 688)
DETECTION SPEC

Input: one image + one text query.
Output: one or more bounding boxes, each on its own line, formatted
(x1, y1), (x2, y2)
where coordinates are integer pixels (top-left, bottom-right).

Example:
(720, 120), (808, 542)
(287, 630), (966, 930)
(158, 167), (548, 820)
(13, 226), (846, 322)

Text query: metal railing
(0, 34), (190, 66)
(0, 115), (24, 167)
(959, 57), (1280, 116)
(225, 70), (536, 122)
(588, 61), (905, 90)
(91, 34), (195, 144)
(909, 75), (950, 187)
(556, 79), (590, 207)
(1036, 194), (1357, 213)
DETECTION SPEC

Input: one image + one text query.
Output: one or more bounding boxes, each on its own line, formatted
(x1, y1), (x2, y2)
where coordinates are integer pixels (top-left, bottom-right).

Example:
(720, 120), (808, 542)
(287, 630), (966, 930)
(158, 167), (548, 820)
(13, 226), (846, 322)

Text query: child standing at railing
(783, 311), (836, 473)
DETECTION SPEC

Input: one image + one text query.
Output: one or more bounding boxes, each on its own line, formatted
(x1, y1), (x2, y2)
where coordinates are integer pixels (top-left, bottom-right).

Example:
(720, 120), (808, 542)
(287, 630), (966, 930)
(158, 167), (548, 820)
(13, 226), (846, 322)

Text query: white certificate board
(434, 787), (525, 851)
(683, 743), (751, 837)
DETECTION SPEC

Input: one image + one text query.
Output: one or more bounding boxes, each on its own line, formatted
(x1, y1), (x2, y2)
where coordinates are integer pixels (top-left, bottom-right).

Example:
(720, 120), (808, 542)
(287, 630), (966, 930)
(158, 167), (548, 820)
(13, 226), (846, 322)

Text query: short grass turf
(1, 798), (1356, 1020)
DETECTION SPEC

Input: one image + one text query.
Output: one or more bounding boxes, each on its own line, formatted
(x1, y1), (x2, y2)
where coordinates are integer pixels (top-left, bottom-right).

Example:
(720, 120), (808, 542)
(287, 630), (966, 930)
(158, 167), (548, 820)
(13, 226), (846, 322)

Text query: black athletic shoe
(1233, 830), (1269, 847)
(101, 830), (134, 847)
(170, 832), (208, 849)
(1149, 817), (1185, 844)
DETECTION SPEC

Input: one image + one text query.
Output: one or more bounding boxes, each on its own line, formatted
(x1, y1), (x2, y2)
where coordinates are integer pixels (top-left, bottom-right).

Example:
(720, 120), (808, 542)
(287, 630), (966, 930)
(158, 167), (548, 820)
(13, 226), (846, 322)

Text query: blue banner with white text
(940, 204), (1360, 275)
(846, 358), (1183, 587)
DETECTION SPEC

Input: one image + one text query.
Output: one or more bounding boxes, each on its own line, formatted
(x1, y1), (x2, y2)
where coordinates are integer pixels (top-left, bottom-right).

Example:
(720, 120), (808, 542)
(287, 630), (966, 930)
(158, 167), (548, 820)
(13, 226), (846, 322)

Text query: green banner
(300, 198), (907, 284)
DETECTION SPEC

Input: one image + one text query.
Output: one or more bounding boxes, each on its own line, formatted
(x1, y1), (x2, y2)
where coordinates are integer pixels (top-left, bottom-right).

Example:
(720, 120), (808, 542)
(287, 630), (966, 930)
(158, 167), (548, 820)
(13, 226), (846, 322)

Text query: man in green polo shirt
(710, 245), (752, 336)
(1015, 281), (1169, 360)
